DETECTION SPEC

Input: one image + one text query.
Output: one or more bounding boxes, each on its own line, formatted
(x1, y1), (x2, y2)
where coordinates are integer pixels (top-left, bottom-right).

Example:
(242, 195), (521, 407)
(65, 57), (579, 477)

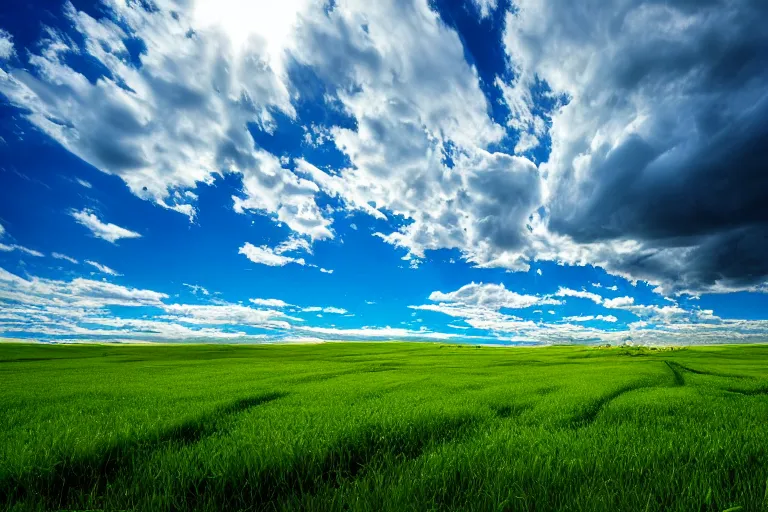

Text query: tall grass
(1, 342), (767, 511)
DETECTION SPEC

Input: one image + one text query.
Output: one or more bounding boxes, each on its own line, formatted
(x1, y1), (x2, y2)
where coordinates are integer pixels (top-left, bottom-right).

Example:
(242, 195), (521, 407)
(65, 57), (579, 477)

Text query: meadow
(1, 341), (767, 511)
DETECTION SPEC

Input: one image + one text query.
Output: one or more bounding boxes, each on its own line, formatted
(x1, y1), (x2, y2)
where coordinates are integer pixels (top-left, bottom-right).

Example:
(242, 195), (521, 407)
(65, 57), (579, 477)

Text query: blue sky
(0, 0), (767, 344)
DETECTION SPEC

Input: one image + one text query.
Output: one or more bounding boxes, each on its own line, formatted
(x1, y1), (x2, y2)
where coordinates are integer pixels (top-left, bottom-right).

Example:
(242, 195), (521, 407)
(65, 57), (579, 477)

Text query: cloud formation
(71, 209), (141, 243)
(502, 0), (768, 294)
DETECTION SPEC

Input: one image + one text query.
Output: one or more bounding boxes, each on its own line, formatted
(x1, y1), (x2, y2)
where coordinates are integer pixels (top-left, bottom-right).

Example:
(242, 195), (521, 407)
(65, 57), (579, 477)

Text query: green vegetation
(1, 342), (767, 511)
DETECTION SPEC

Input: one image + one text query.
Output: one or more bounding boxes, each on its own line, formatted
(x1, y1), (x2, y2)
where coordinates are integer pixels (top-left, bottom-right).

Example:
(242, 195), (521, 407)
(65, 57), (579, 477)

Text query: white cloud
(563, 315), (618, 323)
(183, 283), (210, 296)
(0, 244), (44, 257)
(0, 29), (14, 60)
(250, 298), (291, 308)
(472, 0), (498, 19)
(161, 303), (295, 329)
(319, 268), (334, 274)
(71, 209), (141, 243)
(603, 296), (634, 309)
(602, 296), (689, 323)
(427, 282), (560, 310)
(0, 267), (167, 308)
(536, 268), (542, 276)
(0, 223), (4, 237)
(297, 325), (462, 341)
(322, 307), (347, 314)
(555, 287), (603, 304)
(0, 0), (331, 233)
(0, 267), (304, 341)
(238, 242), (305, 267)
(52, 252), (79, 264)
(76, 178), (92, 189)
(85, 260), (121, 276)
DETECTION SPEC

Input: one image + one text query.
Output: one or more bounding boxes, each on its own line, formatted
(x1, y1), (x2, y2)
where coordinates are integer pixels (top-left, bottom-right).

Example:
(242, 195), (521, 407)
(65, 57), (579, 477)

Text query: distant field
(1, 342), (767, 511)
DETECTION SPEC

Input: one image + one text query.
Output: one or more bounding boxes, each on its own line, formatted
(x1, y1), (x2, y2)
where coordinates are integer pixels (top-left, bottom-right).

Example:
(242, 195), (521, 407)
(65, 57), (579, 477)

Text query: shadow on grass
(0, 391), (286, 510)
(171, 414), (481, 511)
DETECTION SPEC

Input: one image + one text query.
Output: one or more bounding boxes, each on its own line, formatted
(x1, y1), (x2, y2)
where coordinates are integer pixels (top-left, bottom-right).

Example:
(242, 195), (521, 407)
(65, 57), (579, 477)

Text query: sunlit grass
(1, 342), (767, 511)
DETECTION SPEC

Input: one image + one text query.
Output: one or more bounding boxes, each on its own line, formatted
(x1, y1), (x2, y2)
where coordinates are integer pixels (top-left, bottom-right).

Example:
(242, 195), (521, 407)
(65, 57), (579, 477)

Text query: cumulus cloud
(250, 298), (291, 308)
(427, 282), (560, 310)
(554, 287), (603, 305)
(0, 29), (14, 60)
(85, 260), (121, 276)
(71, 209), (141, 243)
(3, 0), (767, 302)
(502, 0), (768, 294)
(238, 242), (306, 267)
(0, 0), (331, 232)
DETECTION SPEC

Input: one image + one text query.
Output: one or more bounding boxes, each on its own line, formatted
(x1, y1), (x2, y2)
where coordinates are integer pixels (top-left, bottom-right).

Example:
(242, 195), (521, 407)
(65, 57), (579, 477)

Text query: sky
(0, 0), (767, 345)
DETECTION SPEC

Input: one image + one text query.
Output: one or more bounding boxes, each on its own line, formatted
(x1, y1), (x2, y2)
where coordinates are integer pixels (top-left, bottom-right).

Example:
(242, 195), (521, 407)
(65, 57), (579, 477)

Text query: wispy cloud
(71, 209), (141, 244)
(85, 260), (121, 276)
(0, 243), (44, 257)
(52, 252), (79, 264)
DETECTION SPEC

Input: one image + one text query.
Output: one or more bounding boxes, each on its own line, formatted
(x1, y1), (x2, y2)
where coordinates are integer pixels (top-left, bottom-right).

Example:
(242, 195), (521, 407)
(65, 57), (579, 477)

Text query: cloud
(471, 0), (498, 18)
(52, 252), (79, 264)
(602, 296), (689, 323)
(160, 303), (295, 329)
(0, 267), (297, 341)
(0, 0), (331, 232)
(238, 242), (306, 267)
(0, 29), (14, 60)
(427, 282), (560, 310)
(554, 287), (604, 305)
(183, 283), (210, 296)
(502, 0), (768, 294)
(85, 260), (121, 276)
(297, 325), (462, 341)
(3, 0), (767, 298)
(250, 298), (291, 308)
(76, 178), (92, 189)
(0, 244), (44, 257)
(319, 268), (333, 274)
(71, 209), (141, 243)
(0, 223), (4, 237)
(0, 267), (167, 308)
(563, 315), (618, 323)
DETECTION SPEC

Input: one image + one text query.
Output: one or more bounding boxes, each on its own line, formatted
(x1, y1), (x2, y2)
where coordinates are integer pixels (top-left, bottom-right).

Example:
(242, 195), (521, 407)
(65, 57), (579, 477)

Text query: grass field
(1, 342), (767, 511)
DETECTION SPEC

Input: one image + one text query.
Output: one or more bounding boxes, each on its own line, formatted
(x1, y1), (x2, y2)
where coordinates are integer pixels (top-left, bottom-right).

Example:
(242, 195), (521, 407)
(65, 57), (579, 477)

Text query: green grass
(1, 342), (767, 511)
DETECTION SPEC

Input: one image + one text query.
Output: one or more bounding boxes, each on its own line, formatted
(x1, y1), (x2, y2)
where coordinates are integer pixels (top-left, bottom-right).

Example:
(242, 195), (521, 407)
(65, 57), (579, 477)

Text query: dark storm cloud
(509, 0), (768, 293)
